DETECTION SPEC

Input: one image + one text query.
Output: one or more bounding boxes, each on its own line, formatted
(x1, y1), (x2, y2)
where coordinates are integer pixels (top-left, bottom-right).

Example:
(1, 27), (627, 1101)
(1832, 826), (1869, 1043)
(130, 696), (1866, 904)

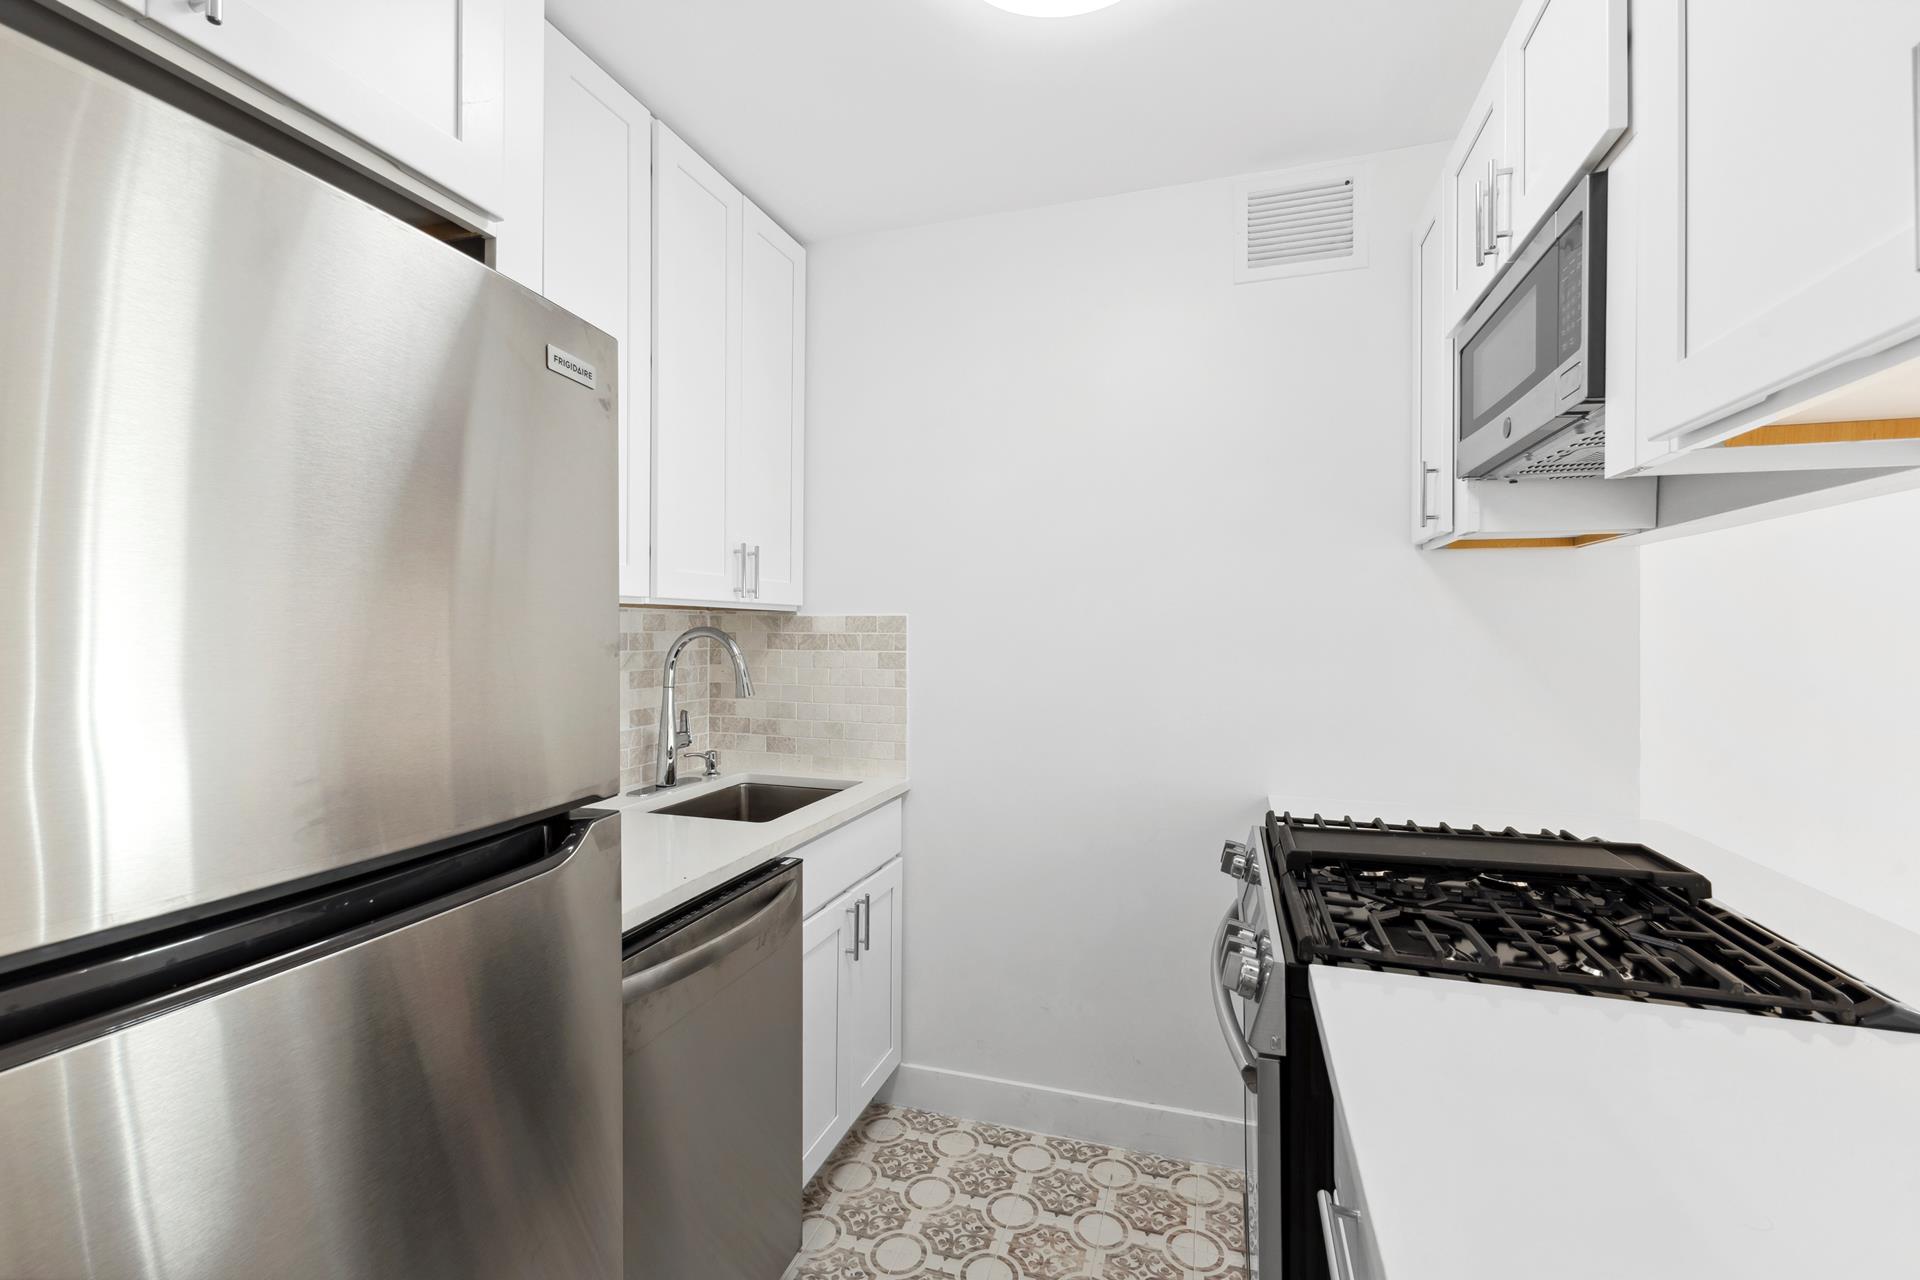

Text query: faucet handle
(674, 709), (692, 750)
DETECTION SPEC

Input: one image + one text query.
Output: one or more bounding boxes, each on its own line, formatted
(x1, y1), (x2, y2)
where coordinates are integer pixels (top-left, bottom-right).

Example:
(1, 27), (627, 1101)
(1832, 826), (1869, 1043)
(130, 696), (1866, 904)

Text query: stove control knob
(1219, 841), (1253, 881)
(1232, 953), (1267, 1002)
(1224, 925), (1258, 954)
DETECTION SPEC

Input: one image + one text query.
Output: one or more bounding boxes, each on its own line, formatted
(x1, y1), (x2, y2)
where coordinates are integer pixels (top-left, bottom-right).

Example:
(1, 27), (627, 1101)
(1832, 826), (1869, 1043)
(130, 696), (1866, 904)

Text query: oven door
(1456, 175), (1602, 478)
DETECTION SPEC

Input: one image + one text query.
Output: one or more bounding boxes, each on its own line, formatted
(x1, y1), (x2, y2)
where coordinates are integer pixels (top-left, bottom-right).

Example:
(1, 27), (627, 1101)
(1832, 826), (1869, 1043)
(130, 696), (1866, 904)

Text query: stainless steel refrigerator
(0, 20), (622, 1279)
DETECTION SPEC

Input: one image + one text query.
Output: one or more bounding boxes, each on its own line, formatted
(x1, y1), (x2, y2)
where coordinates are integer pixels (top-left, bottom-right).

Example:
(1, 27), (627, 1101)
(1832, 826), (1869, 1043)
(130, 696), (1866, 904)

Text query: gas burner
(1278, 854), (1920, 1029)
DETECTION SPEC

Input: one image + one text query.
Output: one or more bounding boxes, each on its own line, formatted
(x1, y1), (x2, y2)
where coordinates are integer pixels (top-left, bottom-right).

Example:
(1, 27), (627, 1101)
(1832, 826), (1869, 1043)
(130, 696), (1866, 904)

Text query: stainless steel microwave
(1457, 173), (1606, 479)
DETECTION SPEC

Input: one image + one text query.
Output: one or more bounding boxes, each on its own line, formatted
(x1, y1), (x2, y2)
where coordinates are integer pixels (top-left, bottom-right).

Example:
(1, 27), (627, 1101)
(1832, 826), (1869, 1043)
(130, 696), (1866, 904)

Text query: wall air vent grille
(1234, 161), (1370, 284)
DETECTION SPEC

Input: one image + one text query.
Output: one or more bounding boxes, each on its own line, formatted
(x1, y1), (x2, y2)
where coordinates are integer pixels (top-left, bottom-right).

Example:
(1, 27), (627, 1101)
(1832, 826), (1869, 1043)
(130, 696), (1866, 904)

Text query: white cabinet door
(542, 28), (650, 601)
(1441, 58), (1509, 330)
(801, 896), (856, 1181)
(146, 0), (507, 215)
(1504, 0), (1626, 241)
(651, 122), (742, 603)
(1633, 0), (1920, 449)
(731, 203), (806, 609)
(842, 858), (902, 1108)
(1412, 181), (1455, 544)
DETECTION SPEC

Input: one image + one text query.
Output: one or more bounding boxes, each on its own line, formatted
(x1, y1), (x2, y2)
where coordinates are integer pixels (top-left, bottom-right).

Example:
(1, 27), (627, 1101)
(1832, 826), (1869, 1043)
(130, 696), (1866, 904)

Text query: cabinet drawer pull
(734, 542), (748, 597)
(845, 902), (861, 959)
(1420, 466), (1438, 523)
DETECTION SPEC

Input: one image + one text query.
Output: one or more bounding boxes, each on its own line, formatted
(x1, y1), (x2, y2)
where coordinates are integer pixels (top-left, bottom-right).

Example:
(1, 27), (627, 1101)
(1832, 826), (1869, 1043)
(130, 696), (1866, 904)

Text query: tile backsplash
(619, 609), (908, 791)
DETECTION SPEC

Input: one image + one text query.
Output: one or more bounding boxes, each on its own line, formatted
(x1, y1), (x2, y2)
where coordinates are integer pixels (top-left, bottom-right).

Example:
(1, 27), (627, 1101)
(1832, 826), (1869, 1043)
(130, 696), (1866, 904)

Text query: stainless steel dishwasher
(622, 857), (801, 1280)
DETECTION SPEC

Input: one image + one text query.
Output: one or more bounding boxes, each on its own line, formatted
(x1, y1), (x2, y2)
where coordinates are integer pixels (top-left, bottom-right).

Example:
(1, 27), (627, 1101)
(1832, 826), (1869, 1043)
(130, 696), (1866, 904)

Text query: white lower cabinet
(799, 799), (906, 1182)
(800, 898), (854, 1175)
(842, 859), (901, 1106)
(802, 856), (903, 1180)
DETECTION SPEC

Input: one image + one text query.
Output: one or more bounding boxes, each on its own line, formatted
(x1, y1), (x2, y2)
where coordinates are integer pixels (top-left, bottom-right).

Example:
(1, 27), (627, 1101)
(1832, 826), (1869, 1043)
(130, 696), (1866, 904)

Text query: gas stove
(1270, 811), (1920, 1030)
(1214, 810), (1920, 1280)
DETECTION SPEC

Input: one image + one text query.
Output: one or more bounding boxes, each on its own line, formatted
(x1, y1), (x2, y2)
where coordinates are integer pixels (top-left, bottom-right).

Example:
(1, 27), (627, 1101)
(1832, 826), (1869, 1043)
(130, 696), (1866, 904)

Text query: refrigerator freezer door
(0, 812), (622, 1280)
(0, 25), (618, 959)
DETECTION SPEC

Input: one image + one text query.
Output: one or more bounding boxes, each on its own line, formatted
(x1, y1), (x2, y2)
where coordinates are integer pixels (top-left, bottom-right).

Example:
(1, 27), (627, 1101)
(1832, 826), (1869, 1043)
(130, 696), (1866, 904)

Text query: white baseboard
(877, 1061), (1242, 1168)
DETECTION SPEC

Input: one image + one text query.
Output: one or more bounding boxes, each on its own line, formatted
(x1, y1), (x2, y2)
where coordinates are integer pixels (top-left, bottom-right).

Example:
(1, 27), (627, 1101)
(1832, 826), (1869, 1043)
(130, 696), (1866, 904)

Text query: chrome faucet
(654, 626), (754, 790)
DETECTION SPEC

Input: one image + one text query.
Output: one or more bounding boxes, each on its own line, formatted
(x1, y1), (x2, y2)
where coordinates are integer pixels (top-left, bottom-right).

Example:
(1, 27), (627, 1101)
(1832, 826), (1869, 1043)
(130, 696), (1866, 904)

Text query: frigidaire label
(546, 344), (597, 390)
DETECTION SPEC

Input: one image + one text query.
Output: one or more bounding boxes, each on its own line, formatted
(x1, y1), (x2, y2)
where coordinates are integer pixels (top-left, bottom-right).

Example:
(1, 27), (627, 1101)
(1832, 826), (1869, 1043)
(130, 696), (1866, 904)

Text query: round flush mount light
(981, 0), (1124, 15)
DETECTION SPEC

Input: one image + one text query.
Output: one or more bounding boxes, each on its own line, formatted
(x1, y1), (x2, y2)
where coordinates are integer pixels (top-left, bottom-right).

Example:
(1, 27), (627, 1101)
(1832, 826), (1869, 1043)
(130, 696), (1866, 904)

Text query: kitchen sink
(650, 782), (847, 823)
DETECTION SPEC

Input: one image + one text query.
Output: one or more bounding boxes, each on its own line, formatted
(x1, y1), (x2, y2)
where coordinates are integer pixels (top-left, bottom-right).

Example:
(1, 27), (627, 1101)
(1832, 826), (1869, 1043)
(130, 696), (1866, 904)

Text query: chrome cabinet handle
(1491, 162), (1514, 249)
(733, 542), (749, 597)
(859, 892), (872, 953)
(1421, 466), (1438, 523)
(1472, 179), (1487, 267)
(187, 0), (223, 23)
(1317, 1190), (1366, 1280)
(845, 902), (861, 959)
(1483, 158), (1495, 256)
(1210, 905), (1259, 1093)
(748, 544), (761, 599)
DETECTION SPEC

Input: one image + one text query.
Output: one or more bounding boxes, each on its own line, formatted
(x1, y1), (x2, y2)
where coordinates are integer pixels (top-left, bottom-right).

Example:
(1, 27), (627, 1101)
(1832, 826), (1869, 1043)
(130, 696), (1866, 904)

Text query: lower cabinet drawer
(798, 799), (903, 918)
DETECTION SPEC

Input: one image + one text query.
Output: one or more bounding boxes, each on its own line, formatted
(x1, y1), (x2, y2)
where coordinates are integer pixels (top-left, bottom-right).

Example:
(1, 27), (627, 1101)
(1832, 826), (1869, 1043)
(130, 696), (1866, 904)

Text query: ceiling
(547, 0), (1521, 244)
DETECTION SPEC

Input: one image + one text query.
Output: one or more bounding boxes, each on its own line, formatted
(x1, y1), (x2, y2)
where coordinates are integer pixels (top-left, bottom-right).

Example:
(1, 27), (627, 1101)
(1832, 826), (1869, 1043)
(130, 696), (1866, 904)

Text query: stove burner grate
(1282, 861), (1919, 1029)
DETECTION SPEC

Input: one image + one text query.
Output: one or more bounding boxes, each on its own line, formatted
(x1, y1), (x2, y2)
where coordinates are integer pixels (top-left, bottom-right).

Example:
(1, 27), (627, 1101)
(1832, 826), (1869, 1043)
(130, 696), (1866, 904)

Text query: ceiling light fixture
(981, 0), (1124, 16)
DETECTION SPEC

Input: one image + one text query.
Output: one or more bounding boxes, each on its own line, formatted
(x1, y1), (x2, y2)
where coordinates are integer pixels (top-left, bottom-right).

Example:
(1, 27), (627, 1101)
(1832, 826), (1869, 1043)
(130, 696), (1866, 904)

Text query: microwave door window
(1459, 248), (1561, 444)
(1469, 289), (1538, 421)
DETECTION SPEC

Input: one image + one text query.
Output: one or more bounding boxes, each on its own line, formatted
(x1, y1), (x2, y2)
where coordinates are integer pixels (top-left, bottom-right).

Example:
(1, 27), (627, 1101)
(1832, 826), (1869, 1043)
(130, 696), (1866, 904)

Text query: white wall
(804, 144), (1641, 1159)
(1642, 484), (1920, 935)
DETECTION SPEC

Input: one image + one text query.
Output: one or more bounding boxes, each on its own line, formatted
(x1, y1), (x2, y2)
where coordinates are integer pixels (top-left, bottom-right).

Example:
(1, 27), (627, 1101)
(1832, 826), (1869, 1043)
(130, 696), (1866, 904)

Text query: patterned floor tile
(787, 1103), (1247, 1280)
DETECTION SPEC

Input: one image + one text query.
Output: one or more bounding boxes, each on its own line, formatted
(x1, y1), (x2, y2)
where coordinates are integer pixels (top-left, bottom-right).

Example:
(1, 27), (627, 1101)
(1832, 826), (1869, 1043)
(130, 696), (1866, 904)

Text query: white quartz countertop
(1268, 792), (1920, 1278)
(1313, 968), (1920, 1279)
(596, 772), (908, 933)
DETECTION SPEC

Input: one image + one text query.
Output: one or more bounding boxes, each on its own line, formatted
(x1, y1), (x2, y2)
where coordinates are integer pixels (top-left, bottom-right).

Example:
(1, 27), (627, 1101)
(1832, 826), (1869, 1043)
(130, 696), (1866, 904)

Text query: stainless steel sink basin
(650, 782), (847, 823)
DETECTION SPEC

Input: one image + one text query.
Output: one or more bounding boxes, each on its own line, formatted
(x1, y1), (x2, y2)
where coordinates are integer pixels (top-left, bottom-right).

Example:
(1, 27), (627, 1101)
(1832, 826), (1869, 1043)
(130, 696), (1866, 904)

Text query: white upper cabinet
(1503, 0), (1627, 239)
(1618, 0), (1920, 472)
(145, 0), (508, 216)
(652, 122), (744, 604)
(1411, 182), (1455, 545)
(652, 120), (806, 609)
(542, 26), (651, 601)
(660, 121), (748, 606)
(732, 204), (807, 609)
(1441, 60), (1509, 331)
(1441, 0), (1626, 333)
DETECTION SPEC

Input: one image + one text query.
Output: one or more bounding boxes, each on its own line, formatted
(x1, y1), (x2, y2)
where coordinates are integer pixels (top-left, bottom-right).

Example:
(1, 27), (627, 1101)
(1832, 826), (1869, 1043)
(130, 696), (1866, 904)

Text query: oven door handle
(1211, 905), (1260, 1094)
